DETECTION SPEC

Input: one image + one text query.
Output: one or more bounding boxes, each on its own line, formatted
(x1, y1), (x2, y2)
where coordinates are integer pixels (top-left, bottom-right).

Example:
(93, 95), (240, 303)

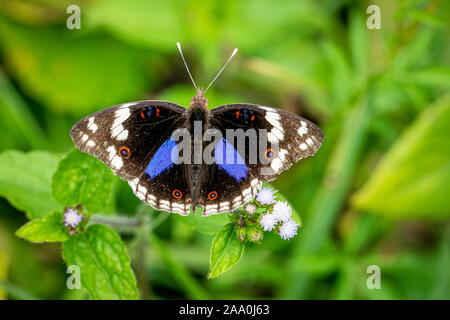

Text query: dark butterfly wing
(199, 103), (323, 215)
(209, 103), (324, 182)
(128, 162), (192, 215)
(70, 100), (191, 214)
(200, 161), (261, 215)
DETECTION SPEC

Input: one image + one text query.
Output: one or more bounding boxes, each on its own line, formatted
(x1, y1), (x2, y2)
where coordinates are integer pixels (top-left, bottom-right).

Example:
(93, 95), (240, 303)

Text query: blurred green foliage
(0, 0), (449, 299)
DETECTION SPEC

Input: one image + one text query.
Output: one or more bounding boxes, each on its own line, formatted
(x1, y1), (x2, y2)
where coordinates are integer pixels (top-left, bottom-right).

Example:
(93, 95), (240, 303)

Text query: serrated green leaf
(16, 211), (68, 243)
(352, 94), (450, 219)
(208, 223), (244, 279)
(52, 149), (114, 214)
(63, 224), (138, 300)
(0, 150), (62, 219)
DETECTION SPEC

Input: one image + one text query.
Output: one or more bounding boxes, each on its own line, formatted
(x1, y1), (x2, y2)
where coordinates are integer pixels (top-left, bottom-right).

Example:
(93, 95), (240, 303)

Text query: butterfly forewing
(209, 104), (324, 182)
(200, 163), (261, 215)
(70, 100), (190, 212)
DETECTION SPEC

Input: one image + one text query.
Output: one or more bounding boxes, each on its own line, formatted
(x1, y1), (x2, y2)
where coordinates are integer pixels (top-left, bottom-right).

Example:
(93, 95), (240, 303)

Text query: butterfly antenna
(204, 48), (238, 94)
(177, 42), (198, 92)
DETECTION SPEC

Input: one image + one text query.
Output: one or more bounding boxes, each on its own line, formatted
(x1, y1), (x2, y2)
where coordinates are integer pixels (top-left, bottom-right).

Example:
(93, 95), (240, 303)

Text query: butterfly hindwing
(199, 139), (261, 215)
(70, 100), (187, 181)
(129, 162), (192, 215)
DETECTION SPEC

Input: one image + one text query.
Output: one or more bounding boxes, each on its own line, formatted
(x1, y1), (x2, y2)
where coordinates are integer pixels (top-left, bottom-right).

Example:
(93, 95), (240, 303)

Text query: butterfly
(70, 44), (324, 216)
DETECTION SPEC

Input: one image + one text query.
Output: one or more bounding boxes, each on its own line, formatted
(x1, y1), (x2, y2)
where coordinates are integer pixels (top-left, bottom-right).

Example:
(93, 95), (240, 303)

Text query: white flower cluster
(256, 187), (299, 240)
(64, 208), (82, 228)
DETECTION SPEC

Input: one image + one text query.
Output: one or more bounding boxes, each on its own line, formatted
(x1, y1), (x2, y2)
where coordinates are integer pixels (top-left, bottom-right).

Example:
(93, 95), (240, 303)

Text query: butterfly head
(190, 89), (208, 111)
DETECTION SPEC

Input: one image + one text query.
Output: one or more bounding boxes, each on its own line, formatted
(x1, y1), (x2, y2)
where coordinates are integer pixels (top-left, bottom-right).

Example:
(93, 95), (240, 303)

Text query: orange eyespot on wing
(264, 148), (276, 161)
(207, 191), (218, 200)
(172, 189), (183, 199)
(118, 146), (131, 159)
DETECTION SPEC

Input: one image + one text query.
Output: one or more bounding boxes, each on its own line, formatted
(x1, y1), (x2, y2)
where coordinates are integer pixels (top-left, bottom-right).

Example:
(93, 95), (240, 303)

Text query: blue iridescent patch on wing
(145, 138), (178, 179)
(214, 138), (248, 181)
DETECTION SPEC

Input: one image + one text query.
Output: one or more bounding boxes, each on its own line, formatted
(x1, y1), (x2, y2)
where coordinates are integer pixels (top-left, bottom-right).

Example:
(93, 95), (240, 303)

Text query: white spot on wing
(243, 192), (253, 202)
(129, 178), (139, 191)
(297, 126), (307, 136)
(219, 201), (230, 209)
(137, 185), (147, 200)
(116, 130), (128, 141)
(119, 102), (135, 109)
(172, 203), (185, 210)
(89, 123), (98, 133)
(267, 132), (279, 143)
(110, 156), (123, 169)
(233, 196), (242, 204)
(113, 108), (131, 129)
(270, 157), (283, 173)
(146, 194), (156, 206)
(278, 148), (288, 163)
(111, 124), (124, 138)
(159, 199), (171, 211)
(107, 146), (116, 161)
(87, 117), (98, 133)
(271, 127), (284, 140)
(265, 111), (282, 129)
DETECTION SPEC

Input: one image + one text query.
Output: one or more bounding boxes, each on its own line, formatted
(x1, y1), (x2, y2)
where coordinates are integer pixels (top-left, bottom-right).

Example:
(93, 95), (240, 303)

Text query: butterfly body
(70, 90), (324, 216)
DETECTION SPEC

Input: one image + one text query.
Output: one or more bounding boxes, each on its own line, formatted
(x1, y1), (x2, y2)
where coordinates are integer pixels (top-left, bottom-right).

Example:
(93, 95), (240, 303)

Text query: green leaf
(0, 16), (151, 117)
(86, 0), (183, 51)
(0, 150), (62, 219)
(352, 94), (450, 219)
(150, 234), (210, 299)
(208, 223), (244, 279)
(0, 279), (38, 300)
(0, 70), (47, 150)
(16, 211), (68, 243)
(52, 149), (114, 214)
(406, 66), (450, 88)
(321, 40), (353, 108)
(393, 27), (435, 71)
(349, 11), (368, 80)
(63, 224), (138, 300)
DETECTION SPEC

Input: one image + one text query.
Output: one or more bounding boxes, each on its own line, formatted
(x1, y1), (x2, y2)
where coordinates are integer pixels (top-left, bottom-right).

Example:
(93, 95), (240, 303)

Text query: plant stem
(89, 214), (142, 233)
